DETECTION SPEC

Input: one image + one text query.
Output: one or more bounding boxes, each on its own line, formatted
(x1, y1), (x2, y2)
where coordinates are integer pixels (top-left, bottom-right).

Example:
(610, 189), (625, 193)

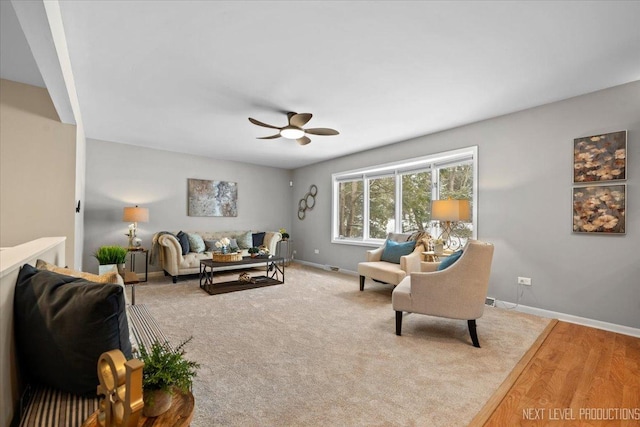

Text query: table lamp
(123, 205), (149, 249)
(431, 198), (470, 251)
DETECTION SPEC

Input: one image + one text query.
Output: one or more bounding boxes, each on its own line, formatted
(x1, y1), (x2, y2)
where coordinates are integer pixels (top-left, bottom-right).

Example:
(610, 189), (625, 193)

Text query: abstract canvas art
(573, 130), (626, 183)
(188, 179), (237, 217)
(572, 185), (625, 234)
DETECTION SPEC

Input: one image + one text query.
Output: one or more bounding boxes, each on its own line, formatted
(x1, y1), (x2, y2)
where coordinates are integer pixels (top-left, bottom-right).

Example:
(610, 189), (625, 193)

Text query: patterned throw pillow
(35, 259), (130, 307)
(36, 259), (123, 284)
(187, 233), (206, 253)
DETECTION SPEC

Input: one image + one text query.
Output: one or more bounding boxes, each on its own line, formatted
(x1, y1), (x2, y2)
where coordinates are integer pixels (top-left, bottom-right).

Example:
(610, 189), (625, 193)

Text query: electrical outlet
(518, 277), (532, 286)
(314, 249), (320, 254)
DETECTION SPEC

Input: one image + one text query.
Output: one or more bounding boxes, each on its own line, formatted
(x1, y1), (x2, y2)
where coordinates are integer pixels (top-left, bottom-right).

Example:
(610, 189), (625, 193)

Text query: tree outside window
(338, 180), (363, 238)
(369, 176), (395, 239)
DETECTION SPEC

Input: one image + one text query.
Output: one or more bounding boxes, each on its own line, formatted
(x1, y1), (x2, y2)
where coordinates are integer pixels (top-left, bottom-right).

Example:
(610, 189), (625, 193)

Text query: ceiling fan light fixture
(280, 127), (305, 140)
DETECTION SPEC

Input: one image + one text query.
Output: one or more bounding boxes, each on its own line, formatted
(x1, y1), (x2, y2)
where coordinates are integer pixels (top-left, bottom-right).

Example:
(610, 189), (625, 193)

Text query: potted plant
(139, 337), (199, 417)
(94, 245), (128, 275)
(248, 247), (260, 258)
(279, 228), (290, 241)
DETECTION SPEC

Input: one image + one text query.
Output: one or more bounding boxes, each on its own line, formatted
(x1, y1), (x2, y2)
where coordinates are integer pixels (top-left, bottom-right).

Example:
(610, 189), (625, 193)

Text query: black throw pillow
(252, 232), (266, 247)
(176, 231), (190, 255)
(14, 264), (132, 395)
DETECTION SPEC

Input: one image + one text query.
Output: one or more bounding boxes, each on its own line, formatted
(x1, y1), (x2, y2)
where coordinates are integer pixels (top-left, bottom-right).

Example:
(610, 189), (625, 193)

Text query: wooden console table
(82, 391), (194, 427)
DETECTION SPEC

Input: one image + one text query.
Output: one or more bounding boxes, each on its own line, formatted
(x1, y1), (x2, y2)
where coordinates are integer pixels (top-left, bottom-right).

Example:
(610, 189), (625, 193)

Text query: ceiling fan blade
(249, 117), (281, 130)
(304, 128), (339, 136)
(257, 134), (281, 139)
(289, 113), (312, 127)
(297, 136), (311, 145)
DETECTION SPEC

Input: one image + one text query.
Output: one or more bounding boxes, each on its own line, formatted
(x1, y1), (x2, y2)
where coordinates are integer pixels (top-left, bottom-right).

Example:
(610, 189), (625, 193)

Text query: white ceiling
(3, 1), (639, 169)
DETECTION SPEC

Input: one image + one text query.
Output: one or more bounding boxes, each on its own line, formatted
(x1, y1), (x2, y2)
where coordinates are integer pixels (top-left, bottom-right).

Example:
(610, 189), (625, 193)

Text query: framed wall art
(572, 185), (625, 234)
(573, 130), (626, 183)
(188, 178), (238, 217)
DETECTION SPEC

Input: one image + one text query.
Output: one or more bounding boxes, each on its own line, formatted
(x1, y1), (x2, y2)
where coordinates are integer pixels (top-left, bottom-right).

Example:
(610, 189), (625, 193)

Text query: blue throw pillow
(437, 250), (463, 271)
(380, 239), (416, 264)
(176, 231), (190, 255)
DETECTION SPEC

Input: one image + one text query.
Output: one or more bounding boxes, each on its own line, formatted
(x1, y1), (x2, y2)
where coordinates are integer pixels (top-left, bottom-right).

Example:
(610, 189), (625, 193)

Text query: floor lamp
(431, 199), (470, 251)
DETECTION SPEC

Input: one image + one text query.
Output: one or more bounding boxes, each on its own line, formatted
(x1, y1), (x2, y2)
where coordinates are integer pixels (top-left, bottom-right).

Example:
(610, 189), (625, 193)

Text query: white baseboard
(496, 300), (640, 338)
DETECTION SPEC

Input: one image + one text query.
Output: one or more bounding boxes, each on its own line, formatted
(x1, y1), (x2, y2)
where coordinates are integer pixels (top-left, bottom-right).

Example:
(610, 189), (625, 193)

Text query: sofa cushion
(437, 249), (463, 271)
(381, 239), (416, 264)
(235, 231), (253, 249)
(358, 261), (407, 285)
(14, 264), (131, 395)
(252, 232), (266, 247)
(187, 233), (206, 253)
(176, 231), (190, 255)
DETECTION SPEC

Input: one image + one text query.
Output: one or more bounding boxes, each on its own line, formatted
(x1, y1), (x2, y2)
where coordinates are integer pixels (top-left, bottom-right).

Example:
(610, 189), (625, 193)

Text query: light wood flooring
(471, 320), (640, 427)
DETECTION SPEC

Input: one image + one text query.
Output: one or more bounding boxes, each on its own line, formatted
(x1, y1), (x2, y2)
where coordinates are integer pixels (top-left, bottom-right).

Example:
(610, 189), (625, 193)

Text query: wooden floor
(471, 320), (640, 427)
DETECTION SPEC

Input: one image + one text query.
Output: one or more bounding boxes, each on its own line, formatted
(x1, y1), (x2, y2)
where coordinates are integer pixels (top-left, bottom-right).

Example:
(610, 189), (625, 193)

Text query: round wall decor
(298, 185), (317, 220)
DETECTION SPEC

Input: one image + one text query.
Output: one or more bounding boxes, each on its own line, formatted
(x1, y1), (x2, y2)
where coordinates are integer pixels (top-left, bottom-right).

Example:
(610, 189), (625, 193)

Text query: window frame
(331, 146), (478, 247)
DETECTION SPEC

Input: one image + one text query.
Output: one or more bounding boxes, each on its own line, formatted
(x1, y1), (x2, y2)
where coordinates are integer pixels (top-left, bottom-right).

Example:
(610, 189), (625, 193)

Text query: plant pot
(250, 253), (257, 258)
(143, 389), (173, 417)
(98, 264), (118, 275)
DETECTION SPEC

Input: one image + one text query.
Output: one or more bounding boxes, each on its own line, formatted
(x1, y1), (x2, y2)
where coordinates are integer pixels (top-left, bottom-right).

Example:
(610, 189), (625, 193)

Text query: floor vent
(485, 297), (496, 307)
(325, 265), (340, 272)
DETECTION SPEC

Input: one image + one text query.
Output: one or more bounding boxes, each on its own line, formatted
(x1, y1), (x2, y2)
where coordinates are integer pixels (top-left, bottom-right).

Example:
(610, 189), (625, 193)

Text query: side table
(277, 239), (292, 266)
(422, 251), (452, 262)
(82, 390), (194, 427)
(127, 248), (149, 282)
(123, 270), (140, 305)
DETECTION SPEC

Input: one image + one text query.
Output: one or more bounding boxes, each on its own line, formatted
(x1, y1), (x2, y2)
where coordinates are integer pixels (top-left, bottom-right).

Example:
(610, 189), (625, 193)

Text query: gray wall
(83, 139), (293, 273)
(292, 81), (640, 329)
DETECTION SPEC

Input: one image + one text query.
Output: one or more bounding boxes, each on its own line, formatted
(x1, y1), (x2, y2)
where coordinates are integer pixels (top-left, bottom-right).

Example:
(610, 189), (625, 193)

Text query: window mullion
(395, 174), (402, 233)
(363, 177), (370, 240)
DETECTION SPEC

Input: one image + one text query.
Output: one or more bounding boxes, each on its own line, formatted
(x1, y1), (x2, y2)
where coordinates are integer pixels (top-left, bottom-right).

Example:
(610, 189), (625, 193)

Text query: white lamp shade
(431, 199), (470, 222)
(122, 206), (149, 223)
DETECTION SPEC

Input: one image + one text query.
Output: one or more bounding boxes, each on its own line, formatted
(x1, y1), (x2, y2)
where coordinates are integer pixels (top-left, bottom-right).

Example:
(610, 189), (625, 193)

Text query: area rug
(135, 264), (550, 426)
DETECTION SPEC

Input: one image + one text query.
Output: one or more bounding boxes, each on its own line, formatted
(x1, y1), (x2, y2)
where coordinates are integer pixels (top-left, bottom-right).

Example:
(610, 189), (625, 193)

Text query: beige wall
(0, 78), (76, 264)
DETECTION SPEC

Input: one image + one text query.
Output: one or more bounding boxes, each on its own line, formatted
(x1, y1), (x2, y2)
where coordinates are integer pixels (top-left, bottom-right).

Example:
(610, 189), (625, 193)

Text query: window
(332, 146), (477, 245)
(337, 180), (363, 239)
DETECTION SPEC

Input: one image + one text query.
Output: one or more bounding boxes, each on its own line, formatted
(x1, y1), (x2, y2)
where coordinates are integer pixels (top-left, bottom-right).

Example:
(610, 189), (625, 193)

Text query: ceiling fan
(248, 112), (339, 145)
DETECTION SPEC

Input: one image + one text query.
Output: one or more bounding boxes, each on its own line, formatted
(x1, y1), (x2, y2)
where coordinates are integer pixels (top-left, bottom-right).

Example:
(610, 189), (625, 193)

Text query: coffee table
(199, 256), (285, 295)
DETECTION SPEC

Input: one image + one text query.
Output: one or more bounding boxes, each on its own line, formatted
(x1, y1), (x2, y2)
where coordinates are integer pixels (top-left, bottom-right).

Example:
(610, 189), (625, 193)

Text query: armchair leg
(468, 319), (480, 348)
(395, 311), (403, 336)
(359, 275), (365, 291)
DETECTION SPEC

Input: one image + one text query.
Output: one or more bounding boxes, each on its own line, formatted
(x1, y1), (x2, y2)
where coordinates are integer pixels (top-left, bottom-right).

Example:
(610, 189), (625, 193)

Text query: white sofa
(153, 230), (282, 283)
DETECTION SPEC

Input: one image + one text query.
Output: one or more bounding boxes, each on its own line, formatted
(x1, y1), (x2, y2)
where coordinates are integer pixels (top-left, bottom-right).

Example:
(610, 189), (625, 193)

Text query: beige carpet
(135, 264), (550, 426)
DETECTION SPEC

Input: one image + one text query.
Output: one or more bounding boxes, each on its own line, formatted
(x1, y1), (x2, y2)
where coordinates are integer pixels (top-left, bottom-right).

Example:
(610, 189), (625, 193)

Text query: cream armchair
(392, 240), (494, 347)
(357, 233), (427, 291)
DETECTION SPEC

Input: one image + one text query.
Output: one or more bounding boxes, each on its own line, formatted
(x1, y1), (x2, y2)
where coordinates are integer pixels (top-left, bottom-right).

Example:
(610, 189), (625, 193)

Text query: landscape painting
(188, 179), (238, 217)
(572, 185), (625, 234)
(573, 130), (626, 183)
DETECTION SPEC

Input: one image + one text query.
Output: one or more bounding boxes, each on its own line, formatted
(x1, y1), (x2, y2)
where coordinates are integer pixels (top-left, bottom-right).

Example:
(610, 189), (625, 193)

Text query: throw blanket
(408, 230), (433, 251)
(150, 231), (174, 266)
